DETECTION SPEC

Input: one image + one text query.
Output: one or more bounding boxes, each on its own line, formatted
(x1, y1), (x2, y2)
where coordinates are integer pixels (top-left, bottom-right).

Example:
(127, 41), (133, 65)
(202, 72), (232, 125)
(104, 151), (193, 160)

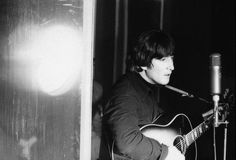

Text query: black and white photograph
(0, 0), (235, 160)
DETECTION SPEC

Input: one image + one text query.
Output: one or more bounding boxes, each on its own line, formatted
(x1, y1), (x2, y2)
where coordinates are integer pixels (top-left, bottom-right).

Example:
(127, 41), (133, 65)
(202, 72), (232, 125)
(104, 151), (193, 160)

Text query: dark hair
(129, 30), (175, 72)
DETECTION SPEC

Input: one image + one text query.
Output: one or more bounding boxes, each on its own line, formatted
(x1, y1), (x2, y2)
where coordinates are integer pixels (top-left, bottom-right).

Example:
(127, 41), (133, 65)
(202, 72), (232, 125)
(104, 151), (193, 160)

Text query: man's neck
(138, 71), (155, 84)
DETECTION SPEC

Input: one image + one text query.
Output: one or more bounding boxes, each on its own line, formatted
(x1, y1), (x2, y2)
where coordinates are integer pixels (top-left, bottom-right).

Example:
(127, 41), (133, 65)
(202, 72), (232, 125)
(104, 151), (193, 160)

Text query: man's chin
(159, 80), (169, 85)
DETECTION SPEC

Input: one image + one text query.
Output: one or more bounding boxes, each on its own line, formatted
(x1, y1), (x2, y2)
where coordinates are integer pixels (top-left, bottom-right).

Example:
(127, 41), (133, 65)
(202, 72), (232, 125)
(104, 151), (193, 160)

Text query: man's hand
(165, 146), (185, 160)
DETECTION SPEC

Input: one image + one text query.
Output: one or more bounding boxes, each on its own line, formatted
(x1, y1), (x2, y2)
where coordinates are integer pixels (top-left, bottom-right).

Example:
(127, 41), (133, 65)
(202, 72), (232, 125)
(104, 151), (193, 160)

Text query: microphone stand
(211, 94), (229, 160)
(212, 94), (220, 160)
(223, 121), (228, 160)
(202, 94), (229, 160)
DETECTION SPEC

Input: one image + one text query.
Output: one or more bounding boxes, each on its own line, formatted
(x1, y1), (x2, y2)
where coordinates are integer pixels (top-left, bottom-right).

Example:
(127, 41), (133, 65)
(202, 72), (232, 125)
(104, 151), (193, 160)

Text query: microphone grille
(210, 53), (221, 66)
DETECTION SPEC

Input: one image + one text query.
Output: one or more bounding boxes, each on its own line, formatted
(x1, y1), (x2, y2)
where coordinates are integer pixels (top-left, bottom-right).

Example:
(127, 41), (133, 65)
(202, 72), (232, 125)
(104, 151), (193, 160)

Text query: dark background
(94, 0), (235, 159)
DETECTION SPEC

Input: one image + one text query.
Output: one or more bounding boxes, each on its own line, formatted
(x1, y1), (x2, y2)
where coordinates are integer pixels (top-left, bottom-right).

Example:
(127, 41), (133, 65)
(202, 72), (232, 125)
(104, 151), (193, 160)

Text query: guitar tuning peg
(222, 88), (235, 108)
(223, 88), (230, 99)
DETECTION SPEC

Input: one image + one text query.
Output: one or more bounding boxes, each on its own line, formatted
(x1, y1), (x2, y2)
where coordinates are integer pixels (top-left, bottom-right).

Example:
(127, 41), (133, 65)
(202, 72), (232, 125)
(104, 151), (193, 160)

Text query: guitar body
(140, 113), (196, 159)
(112, 112), (218, 160)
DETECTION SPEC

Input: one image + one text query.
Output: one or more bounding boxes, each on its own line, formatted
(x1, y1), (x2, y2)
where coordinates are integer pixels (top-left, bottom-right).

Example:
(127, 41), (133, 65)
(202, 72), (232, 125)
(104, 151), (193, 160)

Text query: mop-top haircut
(130, 30), (175, 72)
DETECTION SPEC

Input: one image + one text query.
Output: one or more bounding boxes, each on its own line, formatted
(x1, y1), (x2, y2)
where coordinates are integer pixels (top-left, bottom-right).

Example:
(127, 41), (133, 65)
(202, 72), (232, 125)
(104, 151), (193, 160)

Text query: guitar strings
(171, 114), (198, 160)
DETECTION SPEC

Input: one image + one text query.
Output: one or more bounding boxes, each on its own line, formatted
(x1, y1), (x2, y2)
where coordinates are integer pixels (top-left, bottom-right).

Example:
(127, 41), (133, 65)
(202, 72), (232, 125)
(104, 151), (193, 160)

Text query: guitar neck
(184, 116), (212, 147)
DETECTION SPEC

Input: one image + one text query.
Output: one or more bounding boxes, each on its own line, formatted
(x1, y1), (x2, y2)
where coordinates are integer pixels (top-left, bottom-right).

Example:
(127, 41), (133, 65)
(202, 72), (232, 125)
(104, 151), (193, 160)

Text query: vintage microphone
(209, 53), (222, 127)
(210, 53), (226, 160)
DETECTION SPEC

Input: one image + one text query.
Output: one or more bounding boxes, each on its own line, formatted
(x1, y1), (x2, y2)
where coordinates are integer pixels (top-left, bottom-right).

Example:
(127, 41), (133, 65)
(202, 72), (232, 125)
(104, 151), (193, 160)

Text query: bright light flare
(15, 25), (83, 96)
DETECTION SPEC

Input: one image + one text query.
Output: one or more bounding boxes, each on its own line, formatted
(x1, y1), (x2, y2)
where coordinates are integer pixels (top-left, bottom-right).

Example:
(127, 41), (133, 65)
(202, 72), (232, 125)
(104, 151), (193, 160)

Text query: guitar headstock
(218, 88), (235, 122)
(222, 88), (235, 109)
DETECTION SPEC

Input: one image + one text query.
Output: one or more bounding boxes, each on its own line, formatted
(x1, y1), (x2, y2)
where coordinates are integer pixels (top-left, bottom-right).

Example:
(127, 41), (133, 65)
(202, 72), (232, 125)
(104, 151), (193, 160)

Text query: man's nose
(168, 60), (174, 71)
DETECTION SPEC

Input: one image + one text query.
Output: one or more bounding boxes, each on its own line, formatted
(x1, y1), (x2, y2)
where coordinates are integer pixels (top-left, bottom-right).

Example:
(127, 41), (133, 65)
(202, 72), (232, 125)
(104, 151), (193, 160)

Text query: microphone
(210, 53), (222, 95)
(165, 85), (194, 98)
(209, 53), (222, 127)
(165, 85), (211, 103)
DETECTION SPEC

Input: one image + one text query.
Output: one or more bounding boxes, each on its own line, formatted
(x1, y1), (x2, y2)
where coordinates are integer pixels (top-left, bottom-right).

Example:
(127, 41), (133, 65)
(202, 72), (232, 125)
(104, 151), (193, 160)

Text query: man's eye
(160, 57), (169, 61)
(160, 58), (166, 61)
(160, 56), (174, 62)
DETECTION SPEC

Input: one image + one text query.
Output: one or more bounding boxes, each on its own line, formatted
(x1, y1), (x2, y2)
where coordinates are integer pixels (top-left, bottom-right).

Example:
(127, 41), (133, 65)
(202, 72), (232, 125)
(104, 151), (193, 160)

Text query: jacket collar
(128, 72), (159, 98)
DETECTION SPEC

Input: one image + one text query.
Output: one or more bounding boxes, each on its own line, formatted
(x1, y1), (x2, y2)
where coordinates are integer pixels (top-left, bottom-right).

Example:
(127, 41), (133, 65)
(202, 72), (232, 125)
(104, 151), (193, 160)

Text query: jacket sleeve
(104, 95), (168, 160)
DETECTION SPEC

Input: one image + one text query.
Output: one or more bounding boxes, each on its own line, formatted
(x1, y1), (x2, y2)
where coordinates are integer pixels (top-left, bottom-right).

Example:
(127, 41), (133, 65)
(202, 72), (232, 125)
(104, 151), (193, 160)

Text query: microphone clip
(212, 95), (220, 127)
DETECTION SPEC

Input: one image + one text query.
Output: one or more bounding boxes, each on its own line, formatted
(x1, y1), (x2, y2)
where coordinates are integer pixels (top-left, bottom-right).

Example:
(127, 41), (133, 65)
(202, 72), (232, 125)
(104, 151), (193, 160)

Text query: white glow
(14, 25), (83, 95)
(33, 25), (83, 95)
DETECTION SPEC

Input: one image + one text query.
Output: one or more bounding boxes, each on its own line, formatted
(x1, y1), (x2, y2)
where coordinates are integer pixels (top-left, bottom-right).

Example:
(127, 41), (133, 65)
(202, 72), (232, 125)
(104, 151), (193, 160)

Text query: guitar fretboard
(185, 117), (212, 147)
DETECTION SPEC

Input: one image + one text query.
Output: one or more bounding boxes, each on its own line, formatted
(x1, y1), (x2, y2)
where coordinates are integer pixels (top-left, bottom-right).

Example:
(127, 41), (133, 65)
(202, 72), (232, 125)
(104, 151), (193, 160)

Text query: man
(100, 30), (185, 160)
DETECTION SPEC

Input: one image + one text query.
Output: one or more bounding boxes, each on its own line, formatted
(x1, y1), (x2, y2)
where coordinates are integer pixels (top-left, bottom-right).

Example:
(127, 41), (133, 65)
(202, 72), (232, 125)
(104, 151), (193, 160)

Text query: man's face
(144, 56), (174, 85)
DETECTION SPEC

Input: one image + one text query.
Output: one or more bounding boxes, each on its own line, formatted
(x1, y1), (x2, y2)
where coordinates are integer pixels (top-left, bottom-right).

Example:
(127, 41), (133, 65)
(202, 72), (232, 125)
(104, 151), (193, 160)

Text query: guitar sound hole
(173, 136), (186, 154)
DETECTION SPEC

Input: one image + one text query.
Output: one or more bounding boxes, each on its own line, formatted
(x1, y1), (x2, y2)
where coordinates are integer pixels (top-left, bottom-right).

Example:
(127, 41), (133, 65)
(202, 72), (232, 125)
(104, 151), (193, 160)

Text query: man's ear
(140, 66), (147, 71)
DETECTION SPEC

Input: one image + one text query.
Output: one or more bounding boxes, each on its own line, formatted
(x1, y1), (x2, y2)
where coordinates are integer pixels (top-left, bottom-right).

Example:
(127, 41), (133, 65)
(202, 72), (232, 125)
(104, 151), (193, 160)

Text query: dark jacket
(100, 72), (168, 160)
